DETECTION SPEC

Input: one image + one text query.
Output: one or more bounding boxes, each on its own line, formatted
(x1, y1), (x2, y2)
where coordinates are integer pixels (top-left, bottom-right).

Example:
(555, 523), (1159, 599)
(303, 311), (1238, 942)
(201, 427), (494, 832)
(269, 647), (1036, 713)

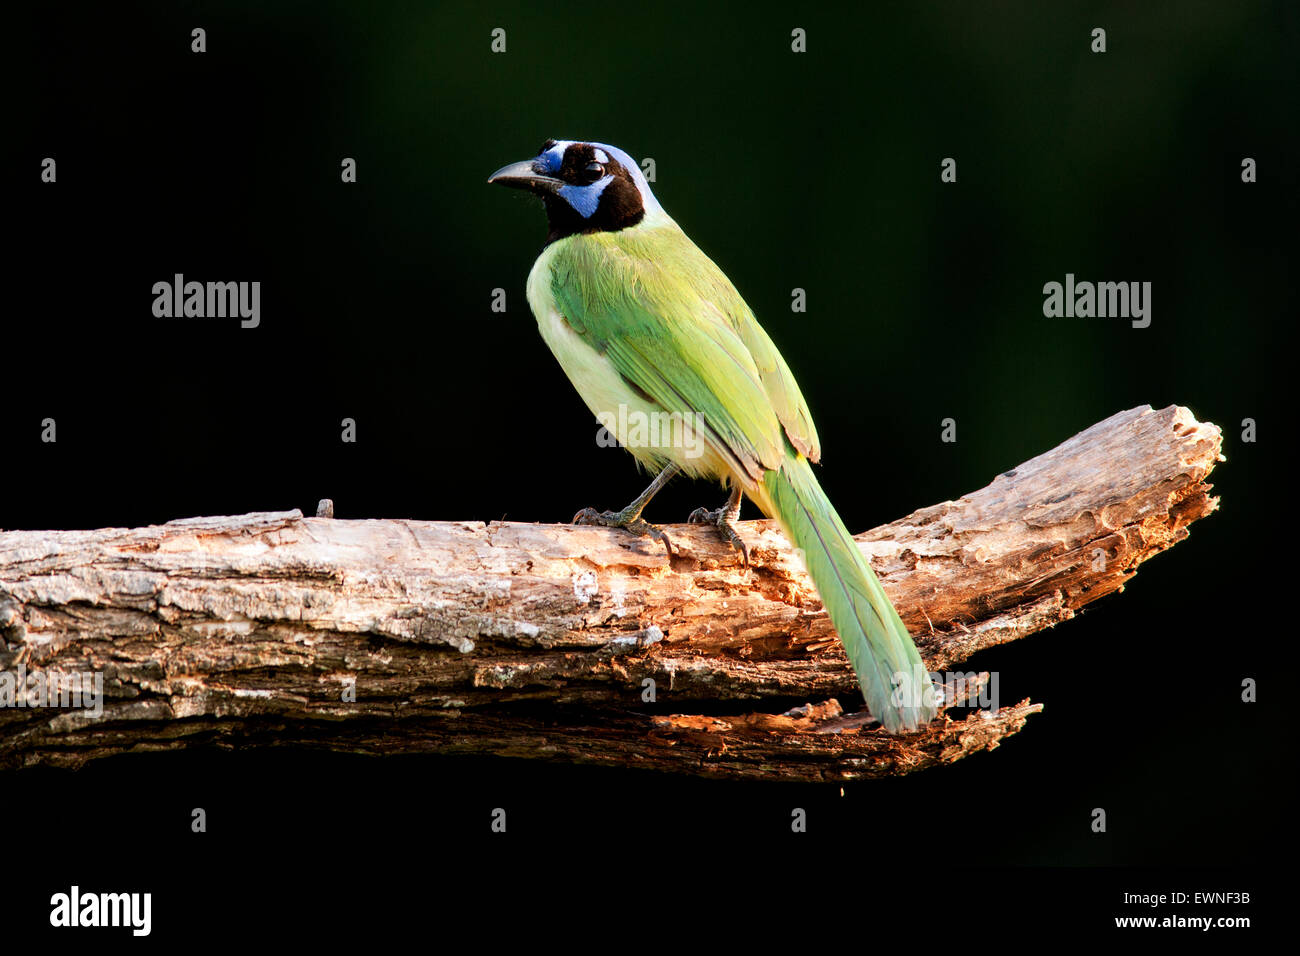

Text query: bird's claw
(686, 506), (714, 524)
(688, 505), (749, 568)
(572, 506), (610, 525)
(572, 507), (674, 559)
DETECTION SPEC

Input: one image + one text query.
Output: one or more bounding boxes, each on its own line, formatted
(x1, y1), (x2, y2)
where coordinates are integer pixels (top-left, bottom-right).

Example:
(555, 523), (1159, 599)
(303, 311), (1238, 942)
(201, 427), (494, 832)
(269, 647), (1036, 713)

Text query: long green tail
(761, 452), (937, 733)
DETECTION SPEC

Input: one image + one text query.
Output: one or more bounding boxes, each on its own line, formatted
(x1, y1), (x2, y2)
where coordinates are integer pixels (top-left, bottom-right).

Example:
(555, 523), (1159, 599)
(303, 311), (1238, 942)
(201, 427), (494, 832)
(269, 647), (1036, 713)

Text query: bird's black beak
(487, 160), (563, 194)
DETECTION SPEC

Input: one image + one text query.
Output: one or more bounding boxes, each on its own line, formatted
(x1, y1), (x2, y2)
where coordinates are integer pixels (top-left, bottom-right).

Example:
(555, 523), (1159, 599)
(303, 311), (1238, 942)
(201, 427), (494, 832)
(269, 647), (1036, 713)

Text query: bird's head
(488, 139), (664, 244)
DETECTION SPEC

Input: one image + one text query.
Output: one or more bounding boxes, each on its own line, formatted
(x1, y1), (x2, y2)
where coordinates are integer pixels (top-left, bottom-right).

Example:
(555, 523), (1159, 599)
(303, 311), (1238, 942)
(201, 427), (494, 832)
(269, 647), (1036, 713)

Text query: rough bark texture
(0, 404), (1222, 781)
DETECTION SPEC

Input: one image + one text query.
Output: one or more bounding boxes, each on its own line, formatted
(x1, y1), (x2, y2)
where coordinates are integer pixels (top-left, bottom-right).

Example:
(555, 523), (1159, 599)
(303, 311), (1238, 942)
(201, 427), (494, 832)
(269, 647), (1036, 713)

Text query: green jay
(489, 139), (937, 733)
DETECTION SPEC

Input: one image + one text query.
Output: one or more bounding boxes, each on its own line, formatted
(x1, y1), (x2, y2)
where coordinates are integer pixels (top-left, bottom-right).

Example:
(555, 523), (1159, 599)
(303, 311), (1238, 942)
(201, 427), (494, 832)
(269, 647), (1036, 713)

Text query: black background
(7, 0), (1291, 940)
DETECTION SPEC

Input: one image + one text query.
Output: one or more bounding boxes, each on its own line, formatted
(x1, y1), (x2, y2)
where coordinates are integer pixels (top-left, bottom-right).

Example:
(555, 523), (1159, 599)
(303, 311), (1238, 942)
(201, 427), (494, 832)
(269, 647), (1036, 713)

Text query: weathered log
(0, 404), (1222, 780)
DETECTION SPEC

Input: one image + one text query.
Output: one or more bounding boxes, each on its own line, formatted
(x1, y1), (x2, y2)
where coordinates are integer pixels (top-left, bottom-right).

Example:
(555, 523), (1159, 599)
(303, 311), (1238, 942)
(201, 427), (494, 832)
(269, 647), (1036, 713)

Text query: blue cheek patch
(558, 175), (614, 218)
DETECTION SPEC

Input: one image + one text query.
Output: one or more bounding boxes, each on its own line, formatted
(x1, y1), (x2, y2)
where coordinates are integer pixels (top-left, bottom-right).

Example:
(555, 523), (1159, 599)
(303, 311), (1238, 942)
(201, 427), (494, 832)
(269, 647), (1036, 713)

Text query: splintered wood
(0, 405), (1222, 781)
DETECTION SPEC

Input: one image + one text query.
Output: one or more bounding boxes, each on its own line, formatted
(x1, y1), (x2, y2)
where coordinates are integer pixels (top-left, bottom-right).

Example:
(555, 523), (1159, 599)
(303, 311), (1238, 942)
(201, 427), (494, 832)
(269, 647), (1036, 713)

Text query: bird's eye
(585, 162), (605, 177)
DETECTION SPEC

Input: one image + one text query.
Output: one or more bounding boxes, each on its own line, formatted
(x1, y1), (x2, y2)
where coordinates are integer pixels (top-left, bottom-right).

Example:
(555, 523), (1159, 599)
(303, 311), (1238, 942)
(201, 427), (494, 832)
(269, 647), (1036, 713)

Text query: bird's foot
(688, 504), (749, 568)
(573, 506), (674, 559)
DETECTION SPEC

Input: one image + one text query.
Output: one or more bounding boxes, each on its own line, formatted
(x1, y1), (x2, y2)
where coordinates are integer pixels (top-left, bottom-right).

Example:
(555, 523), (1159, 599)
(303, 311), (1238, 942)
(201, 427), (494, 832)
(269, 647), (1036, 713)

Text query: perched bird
(489, 140), (937, 733)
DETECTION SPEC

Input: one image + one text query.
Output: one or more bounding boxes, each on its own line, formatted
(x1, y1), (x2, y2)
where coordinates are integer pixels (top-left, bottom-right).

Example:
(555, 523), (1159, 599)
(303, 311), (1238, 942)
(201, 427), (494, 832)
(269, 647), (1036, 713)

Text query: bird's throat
(542, 191), (645, 246)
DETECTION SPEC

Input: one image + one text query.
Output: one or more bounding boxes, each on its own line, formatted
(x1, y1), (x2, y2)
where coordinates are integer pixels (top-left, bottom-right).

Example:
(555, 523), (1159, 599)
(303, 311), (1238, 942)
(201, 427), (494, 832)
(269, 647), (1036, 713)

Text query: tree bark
(0, 404), (1222, 781)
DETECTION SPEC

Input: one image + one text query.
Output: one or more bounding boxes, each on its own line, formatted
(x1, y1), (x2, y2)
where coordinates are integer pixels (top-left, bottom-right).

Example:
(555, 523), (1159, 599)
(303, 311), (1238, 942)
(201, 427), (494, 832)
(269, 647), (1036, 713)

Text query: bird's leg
(573, 463), (680, 558)
(688, 485), (749, 567)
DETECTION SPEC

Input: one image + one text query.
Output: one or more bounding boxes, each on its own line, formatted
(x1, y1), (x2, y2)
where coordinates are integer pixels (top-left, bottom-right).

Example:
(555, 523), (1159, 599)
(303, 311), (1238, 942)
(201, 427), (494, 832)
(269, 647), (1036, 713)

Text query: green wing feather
(547, 224), (817, 478)
(722, 297), (821, 463)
